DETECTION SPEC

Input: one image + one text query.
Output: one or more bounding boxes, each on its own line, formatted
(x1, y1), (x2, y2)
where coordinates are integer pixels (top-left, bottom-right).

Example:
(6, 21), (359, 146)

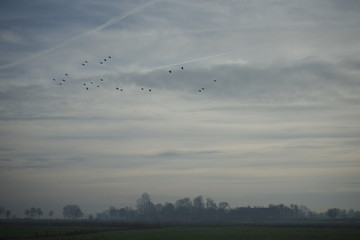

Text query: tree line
(94, 193), (360, 222)
(1, 193), (360, 222)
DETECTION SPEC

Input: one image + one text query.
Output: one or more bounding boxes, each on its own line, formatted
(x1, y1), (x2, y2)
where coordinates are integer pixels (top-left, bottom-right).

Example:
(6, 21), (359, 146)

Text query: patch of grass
(1, 224), (359, 240)
(0, 225), (114, 239)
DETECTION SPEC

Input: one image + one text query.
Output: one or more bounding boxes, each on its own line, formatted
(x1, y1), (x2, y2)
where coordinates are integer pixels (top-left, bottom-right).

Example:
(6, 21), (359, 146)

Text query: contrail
(0, 0), (161, 70)
(150, 51), (234, 71)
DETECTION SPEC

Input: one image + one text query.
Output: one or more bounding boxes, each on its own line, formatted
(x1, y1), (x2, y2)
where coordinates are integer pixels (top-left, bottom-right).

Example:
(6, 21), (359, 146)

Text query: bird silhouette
(51, 54), (222, 96)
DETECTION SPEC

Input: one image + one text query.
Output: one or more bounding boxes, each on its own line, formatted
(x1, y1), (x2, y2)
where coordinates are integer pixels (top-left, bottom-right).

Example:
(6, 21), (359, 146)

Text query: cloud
(0, 158), (11, 162)
(1, 0), (360, 215)
(0, 0), (161, 70)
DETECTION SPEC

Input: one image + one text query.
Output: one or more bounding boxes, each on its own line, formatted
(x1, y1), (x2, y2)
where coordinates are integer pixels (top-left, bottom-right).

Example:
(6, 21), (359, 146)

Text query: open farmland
(1, 222), (359, 240)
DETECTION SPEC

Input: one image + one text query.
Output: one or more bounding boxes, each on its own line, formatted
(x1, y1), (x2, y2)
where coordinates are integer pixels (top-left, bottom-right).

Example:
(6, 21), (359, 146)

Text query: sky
(1, 0), (360, 218)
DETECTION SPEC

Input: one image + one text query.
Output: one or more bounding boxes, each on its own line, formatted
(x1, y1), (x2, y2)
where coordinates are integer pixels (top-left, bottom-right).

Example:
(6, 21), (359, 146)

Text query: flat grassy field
(1, 223), (359, 240)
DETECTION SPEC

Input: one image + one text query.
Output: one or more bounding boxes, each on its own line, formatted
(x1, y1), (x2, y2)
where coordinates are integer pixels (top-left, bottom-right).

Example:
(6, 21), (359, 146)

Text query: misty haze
(1, 0), (360, 233)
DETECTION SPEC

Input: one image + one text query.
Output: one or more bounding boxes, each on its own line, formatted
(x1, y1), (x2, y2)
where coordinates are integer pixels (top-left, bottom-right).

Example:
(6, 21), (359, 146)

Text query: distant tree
(136, 193), (156, 220)
(0, 207), (5, 218)
(37, 208), (43, 219)
(340, 209), (348, 219)
(218, 202), (230, 211)
(290, 204), (298, 218)
(136, 193), (152, 212)
(155, 203), (163, 213)
(25, 208), (34, 219)
(24, 207), (43, 219)
(326, 208), (341, 219)
(347, 209), (355, 218)
(160, 202), (175, 221)
(109, 206), (117, 219)
(48, 210), (54, 218)
(206, 198), (217, 210)
(63, 204), (84, 219)
(175, 197), (193, 221)
(6, 210), (11, 219)
(298, 205), (311, 218)
(175, 197), (192, 210)
(193, 195), (205, 210)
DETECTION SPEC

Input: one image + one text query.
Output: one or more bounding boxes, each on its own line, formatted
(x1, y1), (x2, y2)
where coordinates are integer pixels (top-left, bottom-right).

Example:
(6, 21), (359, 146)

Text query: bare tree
(6, 210), (11, 219)
(193, 195), (205, 210)
(37, 208), (43, 219)
(218, 202), (230, 211)
(48, 210), (54, 218)
(136, 193), (156, 220)
(326, 208), (341, 219)
(25, 207), (42, 219)
(206, 198), (217, 210)
(0, 207), (5, 218)
(63, 204), (83, 219)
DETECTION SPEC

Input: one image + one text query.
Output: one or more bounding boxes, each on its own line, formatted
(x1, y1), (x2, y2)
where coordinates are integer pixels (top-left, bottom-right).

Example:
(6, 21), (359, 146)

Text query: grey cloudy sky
(1, 0), (360, 217)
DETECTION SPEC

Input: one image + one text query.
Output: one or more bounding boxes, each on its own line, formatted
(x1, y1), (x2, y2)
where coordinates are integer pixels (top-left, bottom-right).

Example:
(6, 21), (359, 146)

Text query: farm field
(1, 223), (360, 240)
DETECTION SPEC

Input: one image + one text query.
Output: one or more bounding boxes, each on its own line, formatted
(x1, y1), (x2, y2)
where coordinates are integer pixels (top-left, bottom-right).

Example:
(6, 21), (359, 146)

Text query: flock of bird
(52, 55), (218, 94)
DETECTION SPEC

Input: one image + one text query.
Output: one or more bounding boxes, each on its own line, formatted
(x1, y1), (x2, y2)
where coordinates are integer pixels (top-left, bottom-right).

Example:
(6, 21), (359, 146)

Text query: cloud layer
(1, 0), (360, 217)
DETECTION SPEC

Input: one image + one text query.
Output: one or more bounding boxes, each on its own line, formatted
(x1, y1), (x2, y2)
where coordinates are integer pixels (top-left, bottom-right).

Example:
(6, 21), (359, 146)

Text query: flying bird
(100, 61), (103, 64)
(214, 79), (217, 82)
(82, 63), (85, 66)
(181, 67), (184, 70)
(169, 70), (172, 73)
(108, 56), (111, 59)
(65, 74), (68, 76)
(52, 78), (56, 81)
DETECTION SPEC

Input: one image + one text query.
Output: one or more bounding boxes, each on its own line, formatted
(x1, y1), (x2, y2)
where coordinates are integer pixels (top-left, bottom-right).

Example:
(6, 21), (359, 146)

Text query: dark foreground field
(1, 222), (359, 240)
